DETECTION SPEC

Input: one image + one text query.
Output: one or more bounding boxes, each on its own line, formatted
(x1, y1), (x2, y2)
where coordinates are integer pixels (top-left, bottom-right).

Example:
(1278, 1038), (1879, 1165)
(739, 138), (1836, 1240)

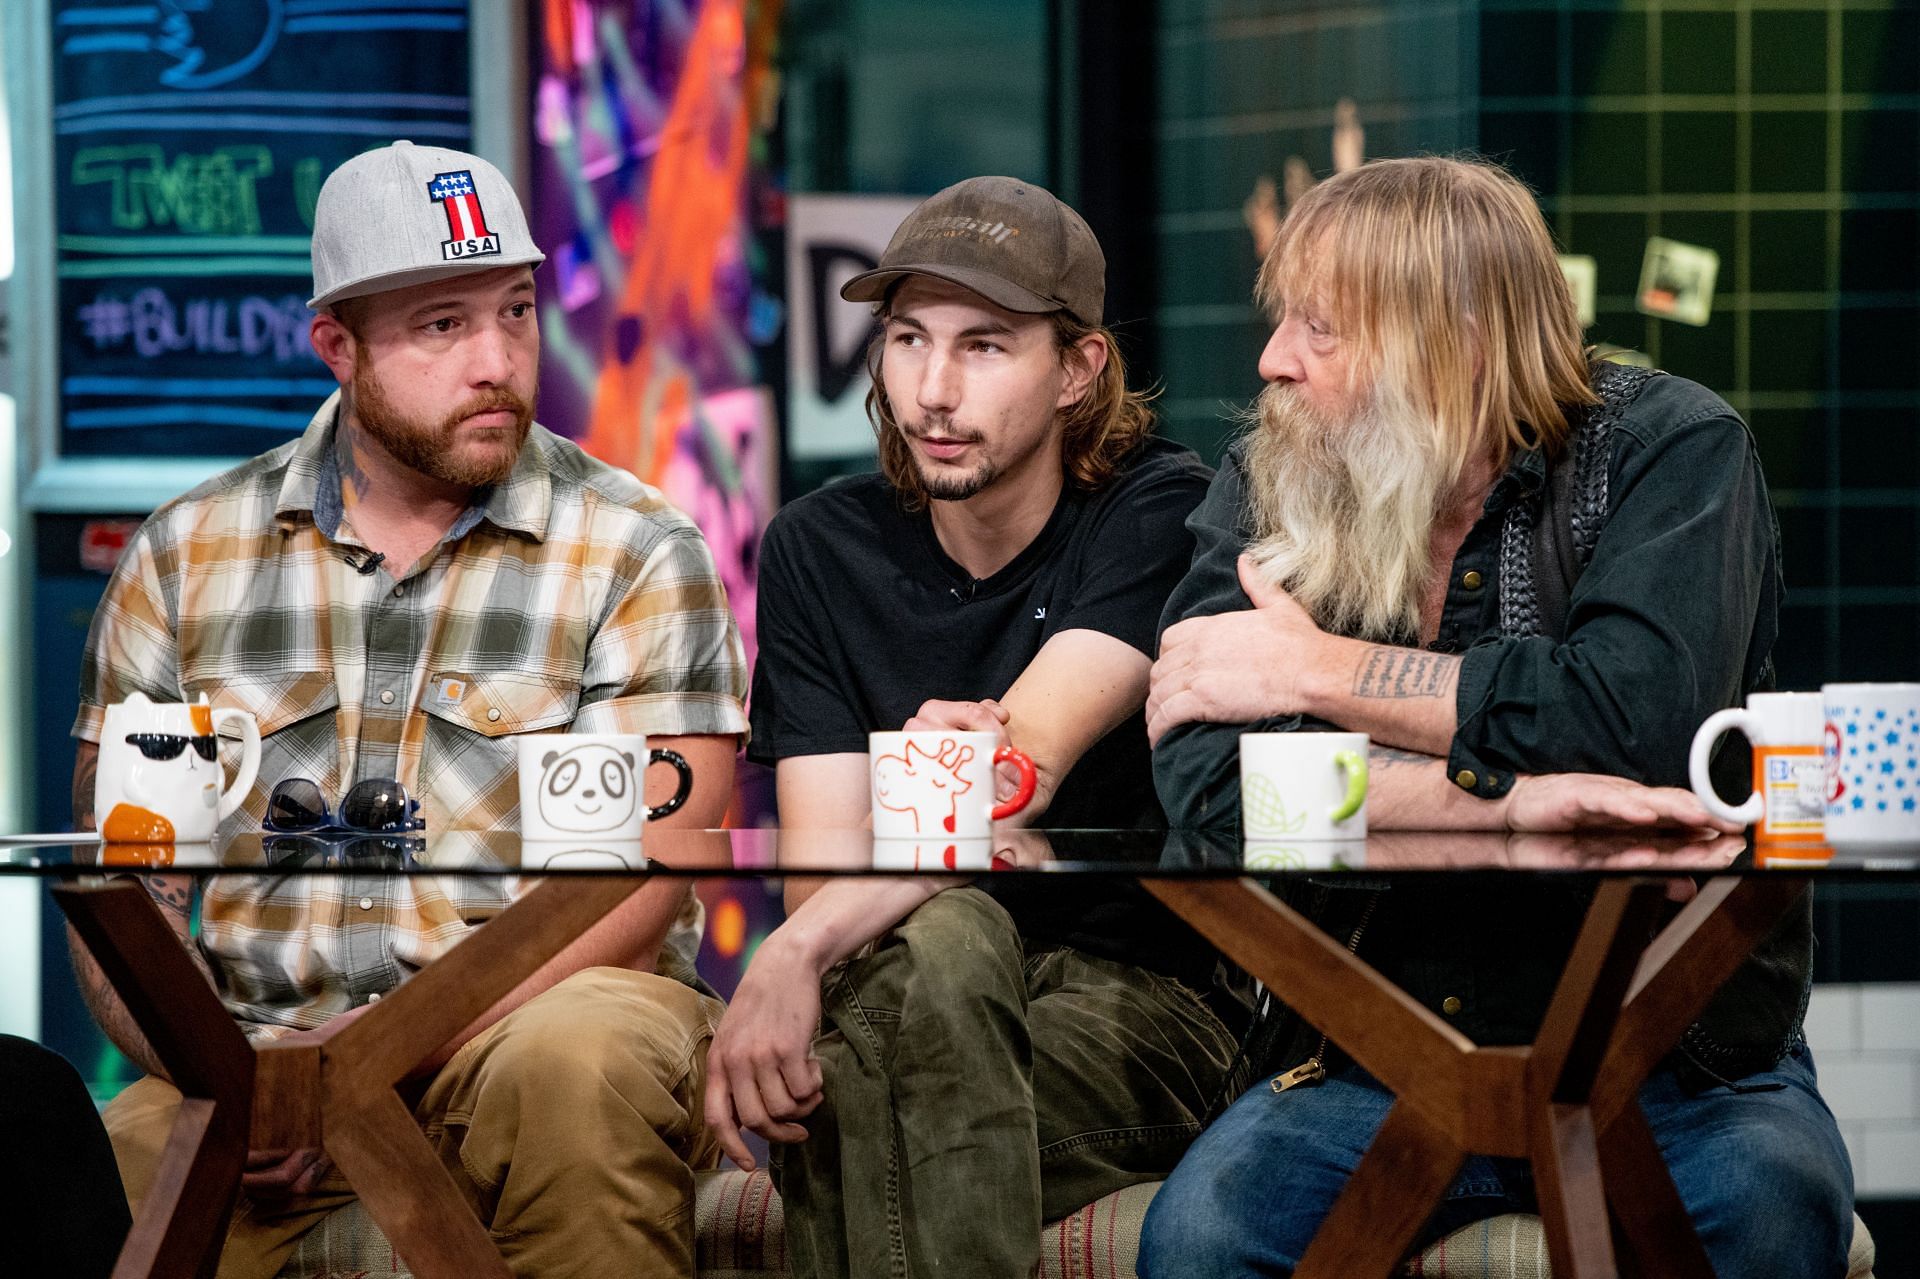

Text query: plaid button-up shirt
(76, 392), (749, 830)
(203, 860), (517, 1042)
(76, 397), (746, 1029)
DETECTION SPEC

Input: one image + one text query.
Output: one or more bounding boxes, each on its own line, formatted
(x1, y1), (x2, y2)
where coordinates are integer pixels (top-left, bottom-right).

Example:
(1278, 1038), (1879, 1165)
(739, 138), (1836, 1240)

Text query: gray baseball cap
(307, 140), (546, 310)
(841, 176), (1106, 326)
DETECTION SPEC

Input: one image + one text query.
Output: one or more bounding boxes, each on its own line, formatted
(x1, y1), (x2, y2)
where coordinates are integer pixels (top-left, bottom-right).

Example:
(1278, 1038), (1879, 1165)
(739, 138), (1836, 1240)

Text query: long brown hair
(1258, 155), (1598, 478)
(866, 301), (1157, 509)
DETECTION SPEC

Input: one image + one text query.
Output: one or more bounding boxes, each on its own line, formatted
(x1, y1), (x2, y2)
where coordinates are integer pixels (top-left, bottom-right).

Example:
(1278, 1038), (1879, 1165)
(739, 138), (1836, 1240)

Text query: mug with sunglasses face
(96, 692), (261, 843)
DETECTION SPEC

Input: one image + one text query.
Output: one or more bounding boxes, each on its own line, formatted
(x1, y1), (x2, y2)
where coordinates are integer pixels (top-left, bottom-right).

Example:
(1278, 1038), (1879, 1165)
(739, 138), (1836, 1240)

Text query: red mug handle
(990, 746), (1038, 820)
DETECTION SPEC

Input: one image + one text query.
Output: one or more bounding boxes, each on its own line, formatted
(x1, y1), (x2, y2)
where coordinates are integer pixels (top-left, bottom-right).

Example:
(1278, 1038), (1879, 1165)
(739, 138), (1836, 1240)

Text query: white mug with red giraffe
(869, 731), (1038, 839)
(96, 692), (260, 843)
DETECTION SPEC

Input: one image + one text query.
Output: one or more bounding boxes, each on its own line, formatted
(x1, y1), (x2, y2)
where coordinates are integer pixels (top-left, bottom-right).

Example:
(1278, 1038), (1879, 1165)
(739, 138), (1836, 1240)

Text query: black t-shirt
(749, 435), (1220, 981)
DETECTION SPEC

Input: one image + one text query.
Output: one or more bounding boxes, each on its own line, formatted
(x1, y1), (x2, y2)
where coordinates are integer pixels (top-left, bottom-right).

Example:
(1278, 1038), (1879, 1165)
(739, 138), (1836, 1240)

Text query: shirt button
(1461, 570), (1484, 591)
(379, 690), (396, 705)
(392, 586), (405, 598)
(366, 991), (382, 1003)
(1455, 769), (1478, 791)
(487, 708), (502, 722)
(358, 896), (374, 911)
(1441, 996), (1463, 1016)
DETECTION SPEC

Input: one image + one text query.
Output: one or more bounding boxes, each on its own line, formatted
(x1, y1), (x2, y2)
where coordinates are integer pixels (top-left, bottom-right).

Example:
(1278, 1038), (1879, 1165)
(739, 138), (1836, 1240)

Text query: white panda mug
(517, 734), (694, 842)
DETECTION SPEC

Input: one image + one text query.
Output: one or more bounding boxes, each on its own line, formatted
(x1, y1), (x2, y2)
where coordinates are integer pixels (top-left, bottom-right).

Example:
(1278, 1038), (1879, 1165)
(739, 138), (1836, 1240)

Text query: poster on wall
(785, 193), (922, 460)
(50, 0), (472, 458)
(528, 0), (784, 674)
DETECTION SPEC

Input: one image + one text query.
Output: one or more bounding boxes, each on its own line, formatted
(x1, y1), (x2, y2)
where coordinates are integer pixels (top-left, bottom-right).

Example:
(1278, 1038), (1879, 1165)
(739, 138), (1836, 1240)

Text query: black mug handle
(646, 748), (695, 821)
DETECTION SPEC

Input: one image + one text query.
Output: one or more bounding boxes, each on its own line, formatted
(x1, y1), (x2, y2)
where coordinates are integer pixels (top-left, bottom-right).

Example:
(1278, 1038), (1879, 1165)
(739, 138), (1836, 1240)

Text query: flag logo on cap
(427, 170), (502, 262)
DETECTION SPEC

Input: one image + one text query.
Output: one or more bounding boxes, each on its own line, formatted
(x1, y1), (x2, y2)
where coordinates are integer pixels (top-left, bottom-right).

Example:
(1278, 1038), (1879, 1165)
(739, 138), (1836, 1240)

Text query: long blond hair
(867, 305), (1156, 510)
(1258, 155), (1597, 480)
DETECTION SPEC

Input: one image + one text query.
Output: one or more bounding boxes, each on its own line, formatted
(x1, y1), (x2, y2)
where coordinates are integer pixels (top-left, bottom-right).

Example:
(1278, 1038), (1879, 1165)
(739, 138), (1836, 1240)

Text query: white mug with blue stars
(1822, 683), (1920, 849)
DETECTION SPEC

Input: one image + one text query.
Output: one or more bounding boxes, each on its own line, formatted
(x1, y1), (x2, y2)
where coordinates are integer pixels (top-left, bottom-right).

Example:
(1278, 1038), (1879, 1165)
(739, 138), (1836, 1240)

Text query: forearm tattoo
(1370, 745), (1439, 768)
(1352, 648), (1459, 700)
(72, 749), (99, 829)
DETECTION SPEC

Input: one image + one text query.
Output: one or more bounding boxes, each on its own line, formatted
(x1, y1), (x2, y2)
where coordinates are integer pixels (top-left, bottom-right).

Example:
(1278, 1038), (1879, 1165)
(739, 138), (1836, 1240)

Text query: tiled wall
(1154, 0), (1920, 687)
(1806, 982), (1920, 1198)
(1156, 0), (1477, 457)
(1478, 0), (1920, 690)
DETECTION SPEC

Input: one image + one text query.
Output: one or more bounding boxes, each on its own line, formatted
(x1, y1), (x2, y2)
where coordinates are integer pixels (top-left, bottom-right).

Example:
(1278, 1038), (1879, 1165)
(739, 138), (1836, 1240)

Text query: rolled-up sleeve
(74, 528), (182, 743)
(575, 530), (751, 741)
(1448, 410), (1779, 789)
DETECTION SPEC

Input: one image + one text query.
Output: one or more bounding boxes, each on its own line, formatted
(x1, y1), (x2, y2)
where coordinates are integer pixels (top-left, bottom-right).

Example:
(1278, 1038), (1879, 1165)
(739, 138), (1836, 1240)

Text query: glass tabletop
(3, 826), (1917, 876)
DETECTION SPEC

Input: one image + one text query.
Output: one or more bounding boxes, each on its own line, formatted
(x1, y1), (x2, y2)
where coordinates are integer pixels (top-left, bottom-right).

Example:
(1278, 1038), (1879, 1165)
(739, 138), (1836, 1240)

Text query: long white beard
(1240, 381), (1448, 645)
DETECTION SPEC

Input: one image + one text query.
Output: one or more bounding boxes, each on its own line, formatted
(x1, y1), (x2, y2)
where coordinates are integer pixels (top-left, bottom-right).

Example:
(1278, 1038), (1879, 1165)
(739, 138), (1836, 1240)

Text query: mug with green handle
(1239, 731), (1370, 853)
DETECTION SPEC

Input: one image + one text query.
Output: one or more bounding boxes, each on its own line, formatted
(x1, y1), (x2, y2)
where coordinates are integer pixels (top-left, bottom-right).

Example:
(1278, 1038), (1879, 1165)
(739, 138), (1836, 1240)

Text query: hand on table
(1504, 773), (1739, 836)
(704, 938), (826, 1169)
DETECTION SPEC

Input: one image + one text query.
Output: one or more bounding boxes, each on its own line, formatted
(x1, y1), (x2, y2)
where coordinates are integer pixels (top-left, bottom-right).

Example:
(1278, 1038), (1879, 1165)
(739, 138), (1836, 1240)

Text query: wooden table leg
(1532, 1101), (1617, 1279)
(313, 875), (653, 1279)
(1296, 1099), (1464, 1279)
(61, 873), (656, 1279)
(55, 880), (256, 1279)
(324, 1088), (515, 1276)
(1523, 881), (1670, 1279)
(1142, 878), (1475, 1131)
(1599, 1099), (1716, 1279)
(1593, 877), (1809, 1128)
(1149, 873), (1809, 1279)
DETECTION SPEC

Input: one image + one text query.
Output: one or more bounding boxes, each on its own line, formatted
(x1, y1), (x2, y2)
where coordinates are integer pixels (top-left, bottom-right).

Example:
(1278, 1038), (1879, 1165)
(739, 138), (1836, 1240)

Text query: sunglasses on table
(264, 778), (424, 835)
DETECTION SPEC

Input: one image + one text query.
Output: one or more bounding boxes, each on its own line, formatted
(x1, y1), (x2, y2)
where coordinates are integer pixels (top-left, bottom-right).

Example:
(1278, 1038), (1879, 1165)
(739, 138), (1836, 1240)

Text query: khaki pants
(105, 967), (725, 1279)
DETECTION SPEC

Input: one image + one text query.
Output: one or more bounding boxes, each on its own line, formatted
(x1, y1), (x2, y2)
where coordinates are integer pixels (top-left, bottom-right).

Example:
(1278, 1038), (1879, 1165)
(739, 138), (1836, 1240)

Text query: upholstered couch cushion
(278, 1169), (1878, 1278)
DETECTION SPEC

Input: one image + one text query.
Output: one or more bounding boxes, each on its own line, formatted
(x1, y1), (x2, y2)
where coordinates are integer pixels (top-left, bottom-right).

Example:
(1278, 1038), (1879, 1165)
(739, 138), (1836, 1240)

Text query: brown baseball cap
(840, 176), (1106, 325)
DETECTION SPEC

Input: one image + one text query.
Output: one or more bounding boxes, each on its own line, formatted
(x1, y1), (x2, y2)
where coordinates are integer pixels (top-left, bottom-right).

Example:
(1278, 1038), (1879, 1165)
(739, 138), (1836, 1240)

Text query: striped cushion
(277, 1172), (1878, 1279)
(277, 1196), (405, 1277)
(1041, 1179), (1159, 1278)
(695, 1168), (788, 1279)
(1407, 1215), (1549, 1278)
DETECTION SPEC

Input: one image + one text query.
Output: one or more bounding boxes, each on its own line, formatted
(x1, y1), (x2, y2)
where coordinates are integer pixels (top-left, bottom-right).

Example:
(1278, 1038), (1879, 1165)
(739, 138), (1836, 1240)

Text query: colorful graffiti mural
(530, 0), (789, 992)
(530, 0), (783, 663)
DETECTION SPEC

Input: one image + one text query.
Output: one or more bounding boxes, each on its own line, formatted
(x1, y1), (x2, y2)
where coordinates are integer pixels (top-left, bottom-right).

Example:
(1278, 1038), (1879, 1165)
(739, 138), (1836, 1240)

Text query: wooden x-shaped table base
(61, 870), (1803, 1279)
(56, 874), (652, 1279)
(1144, 875), (1808, 1279)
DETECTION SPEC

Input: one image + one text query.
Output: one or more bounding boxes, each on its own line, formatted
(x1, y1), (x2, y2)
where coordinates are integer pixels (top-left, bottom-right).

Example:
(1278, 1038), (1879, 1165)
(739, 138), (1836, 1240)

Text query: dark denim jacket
(1153, 371), (1810, 1086)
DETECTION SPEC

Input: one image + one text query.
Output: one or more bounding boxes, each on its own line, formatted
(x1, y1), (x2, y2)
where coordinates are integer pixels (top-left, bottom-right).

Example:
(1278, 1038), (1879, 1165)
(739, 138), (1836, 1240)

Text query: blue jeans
(1139, 1046), (1854, 1278)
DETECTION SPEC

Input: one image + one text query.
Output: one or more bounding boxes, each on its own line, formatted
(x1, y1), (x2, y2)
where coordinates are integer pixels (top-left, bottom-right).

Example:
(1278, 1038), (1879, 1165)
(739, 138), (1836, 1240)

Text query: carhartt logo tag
(427, 170), (502, 262)
(436, 678), (468, 704)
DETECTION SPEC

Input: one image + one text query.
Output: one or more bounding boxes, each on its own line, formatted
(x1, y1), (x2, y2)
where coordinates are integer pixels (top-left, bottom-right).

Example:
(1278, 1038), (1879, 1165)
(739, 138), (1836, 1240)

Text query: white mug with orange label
(1688, 692), (1825, 842)
(96, 692), (261, 843)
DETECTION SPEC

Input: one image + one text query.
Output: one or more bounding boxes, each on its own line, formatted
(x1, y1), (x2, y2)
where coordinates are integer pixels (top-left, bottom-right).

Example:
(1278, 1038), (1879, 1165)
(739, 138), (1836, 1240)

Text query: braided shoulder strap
(1498, 362), (1661, 638)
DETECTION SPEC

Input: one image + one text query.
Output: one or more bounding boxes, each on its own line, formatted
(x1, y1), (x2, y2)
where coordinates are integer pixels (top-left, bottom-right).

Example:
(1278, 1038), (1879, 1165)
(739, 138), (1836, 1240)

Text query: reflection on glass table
(21, 825), (1919, 1279)
(5, 826), (1917, 877)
